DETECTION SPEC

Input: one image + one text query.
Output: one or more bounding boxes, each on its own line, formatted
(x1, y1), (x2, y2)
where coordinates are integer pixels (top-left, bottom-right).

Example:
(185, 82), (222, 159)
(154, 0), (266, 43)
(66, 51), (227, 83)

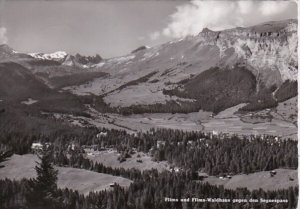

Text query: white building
(97, 132), (108, 138)
(31, 142), (51, 151)
(157, 140), (166, 148)
(31, 142), (43, 150)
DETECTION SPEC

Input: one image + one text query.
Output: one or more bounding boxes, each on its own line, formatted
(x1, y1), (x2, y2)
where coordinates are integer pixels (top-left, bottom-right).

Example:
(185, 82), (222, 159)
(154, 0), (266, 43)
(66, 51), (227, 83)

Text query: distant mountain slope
(0, 62), (51, 100)
(0, 62), (99, 135)
(62, 19), (297, 113)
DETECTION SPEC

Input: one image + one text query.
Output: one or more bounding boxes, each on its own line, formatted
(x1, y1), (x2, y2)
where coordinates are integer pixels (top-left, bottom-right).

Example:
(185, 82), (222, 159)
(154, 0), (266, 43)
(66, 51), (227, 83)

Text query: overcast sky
(0, 1), (297, 58)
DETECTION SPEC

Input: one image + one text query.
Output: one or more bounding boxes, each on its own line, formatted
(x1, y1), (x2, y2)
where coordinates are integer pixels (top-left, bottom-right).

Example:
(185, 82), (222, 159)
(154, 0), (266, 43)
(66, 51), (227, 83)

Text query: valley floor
(57, 97), (297, 140)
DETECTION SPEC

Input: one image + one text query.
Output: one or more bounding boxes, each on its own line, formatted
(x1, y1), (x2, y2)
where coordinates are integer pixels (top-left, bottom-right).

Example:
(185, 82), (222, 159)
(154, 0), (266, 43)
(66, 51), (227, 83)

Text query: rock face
(63, 54), (102, 68)
(75, 54), (102, 65)
(197, 19), (297, 87)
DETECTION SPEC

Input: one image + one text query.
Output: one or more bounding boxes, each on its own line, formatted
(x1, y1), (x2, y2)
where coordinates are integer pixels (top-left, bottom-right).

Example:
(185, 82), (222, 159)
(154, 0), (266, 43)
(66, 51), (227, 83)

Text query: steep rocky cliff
(198, 19), (297, 87)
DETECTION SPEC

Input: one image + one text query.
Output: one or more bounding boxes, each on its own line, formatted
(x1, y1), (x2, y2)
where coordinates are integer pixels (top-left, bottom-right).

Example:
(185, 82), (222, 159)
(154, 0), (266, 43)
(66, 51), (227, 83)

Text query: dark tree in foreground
(26, 150), (62, 209)
(0, 147), (12, 168)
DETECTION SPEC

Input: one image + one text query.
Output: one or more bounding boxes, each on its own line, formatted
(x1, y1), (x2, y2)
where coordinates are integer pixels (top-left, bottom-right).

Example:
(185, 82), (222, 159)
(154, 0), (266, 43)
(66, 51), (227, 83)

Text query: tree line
(0, 154), (298, 209)
(0, 128), (297, 176)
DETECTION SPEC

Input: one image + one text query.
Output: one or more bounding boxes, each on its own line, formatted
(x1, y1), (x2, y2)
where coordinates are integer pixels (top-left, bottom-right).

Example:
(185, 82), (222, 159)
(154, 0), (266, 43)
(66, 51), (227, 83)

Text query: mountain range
(0, 19), (297, 136)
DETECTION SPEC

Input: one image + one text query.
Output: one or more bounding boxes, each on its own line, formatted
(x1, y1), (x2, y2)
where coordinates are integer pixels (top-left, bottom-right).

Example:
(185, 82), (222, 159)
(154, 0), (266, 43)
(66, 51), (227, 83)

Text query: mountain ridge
(0, 19), (297, 115)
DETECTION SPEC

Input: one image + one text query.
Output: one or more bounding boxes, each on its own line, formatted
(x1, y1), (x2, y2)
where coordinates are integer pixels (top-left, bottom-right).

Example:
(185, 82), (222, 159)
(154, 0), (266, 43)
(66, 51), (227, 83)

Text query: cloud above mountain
(0, 27), (8, 44)
(151, 1), (297, 39)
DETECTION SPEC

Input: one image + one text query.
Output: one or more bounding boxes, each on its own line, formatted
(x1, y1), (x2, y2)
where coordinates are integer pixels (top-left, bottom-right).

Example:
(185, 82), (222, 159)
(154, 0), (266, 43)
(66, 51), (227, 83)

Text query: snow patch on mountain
(29, 51), (67, 61)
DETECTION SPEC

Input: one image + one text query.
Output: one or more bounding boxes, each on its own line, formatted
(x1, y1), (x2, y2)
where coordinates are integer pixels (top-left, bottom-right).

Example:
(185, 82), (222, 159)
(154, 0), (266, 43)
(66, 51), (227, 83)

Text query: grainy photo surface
(0, 1), (298, 209)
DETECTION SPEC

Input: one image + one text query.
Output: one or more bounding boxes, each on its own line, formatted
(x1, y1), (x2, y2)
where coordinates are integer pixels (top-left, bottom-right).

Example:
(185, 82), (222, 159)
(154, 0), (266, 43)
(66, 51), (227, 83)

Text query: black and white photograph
(0, 0), (298, 209)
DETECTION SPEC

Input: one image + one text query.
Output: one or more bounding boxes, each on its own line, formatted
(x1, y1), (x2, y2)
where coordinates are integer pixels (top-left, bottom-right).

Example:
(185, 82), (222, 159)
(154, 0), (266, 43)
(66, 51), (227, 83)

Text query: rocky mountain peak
(0, 44), (14, 53)
(73, 53), (102, 65)
(62, 53), (103, 68)
(201, 27), (214, 33)
(0, 44), (17, 57)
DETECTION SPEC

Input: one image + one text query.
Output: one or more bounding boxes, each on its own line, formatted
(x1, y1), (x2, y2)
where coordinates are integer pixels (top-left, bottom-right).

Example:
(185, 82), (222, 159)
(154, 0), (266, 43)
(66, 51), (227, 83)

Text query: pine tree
(0, 148), (12, 167)
(26, 149), (62, 209)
